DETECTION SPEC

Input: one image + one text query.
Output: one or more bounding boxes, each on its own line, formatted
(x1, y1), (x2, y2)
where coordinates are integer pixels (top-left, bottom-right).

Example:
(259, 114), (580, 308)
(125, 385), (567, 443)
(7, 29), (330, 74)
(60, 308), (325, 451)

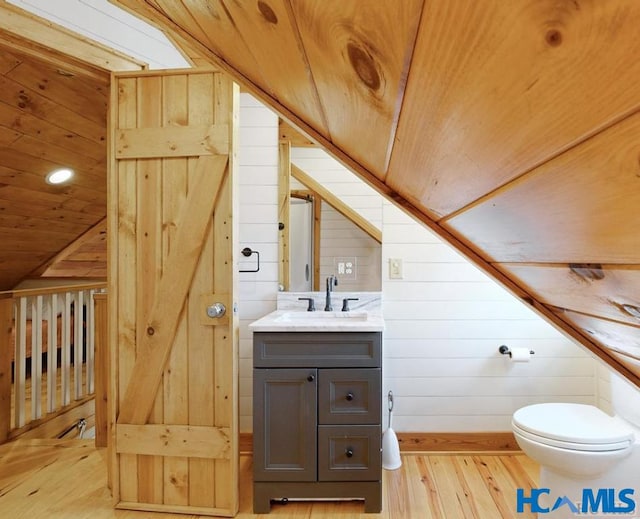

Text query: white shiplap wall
(238, 94), (279, 432)
(597, 364), (614, 414)
(383, 202), (597, 432)
(241, 105), (577, 433)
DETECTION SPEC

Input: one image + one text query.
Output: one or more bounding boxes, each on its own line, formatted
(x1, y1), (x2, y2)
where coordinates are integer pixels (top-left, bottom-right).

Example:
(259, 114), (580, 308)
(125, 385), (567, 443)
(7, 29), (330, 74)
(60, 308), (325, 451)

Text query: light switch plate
(389, 258), (403, 279)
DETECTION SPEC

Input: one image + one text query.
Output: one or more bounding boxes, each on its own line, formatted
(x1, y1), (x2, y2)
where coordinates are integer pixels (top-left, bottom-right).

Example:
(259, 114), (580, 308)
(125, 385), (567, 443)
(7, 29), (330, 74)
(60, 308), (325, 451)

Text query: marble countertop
(249, 309), (385, 332)
(249, 291), (384, 332)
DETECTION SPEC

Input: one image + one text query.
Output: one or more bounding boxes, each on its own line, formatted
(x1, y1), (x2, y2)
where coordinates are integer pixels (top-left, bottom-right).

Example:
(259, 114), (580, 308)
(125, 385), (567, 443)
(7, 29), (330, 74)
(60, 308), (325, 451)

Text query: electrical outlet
(335, 257), (356, 280)
(389, 258), (403, 279)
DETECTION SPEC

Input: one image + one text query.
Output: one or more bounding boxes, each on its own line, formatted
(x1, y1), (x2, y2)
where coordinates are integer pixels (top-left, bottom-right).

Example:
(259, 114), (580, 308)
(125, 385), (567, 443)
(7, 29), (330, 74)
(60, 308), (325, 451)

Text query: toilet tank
(611, 373), (640, 428)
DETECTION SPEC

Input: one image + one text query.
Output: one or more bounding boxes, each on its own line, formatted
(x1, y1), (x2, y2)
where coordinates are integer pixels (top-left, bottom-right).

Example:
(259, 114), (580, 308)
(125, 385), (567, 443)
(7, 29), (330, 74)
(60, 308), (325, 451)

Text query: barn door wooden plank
(135, 74), (164, 505)
(160, 72), (190, 508)
(116, 124), (229, 158)
(187, 71), (221, 510)
(117, 153), (228, 426)
(116, 424), (231, 459)
(112, 75), (139, 505)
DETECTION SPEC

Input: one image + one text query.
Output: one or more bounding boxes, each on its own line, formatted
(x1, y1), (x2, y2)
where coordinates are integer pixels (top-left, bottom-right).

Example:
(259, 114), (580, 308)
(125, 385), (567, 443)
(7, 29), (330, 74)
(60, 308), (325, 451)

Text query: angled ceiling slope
(0, 1), (143, 289)
(111, 0), (640, 386)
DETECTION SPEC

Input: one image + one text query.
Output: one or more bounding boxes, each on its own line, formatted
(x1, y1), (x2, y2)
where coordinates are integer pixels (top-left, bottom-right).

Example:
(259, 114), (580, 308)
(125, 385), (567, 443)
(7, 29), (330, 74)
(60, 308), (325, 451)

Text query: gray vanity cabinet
(253, 331), (382, 513)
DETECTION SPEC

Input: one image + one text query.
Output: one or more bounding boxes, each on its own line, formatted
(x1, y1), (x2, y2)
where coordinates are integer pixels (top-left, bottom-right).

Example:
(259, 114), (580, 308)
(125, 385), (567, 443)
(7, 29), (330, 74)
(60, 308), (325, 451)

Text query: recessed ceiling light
(46, 168), (74, 185)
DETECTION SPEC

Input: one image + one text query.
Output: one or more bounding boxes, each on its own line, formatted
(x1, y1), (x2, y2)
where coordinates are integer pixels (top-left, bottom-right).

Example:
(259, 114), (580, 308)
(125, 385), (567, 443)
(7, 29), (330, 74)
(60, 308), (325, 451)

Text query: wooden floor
(0, 439), (538, 518)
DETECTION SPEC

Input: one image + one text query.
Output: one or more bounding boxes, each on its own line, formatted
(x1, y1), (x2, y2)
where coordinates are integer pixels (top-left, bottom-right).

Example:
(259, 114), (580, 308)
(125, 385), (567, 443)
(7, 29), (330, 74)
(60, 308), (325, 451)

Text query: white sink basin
(274, 311), (369, 322)
(249, 309), (384, 332)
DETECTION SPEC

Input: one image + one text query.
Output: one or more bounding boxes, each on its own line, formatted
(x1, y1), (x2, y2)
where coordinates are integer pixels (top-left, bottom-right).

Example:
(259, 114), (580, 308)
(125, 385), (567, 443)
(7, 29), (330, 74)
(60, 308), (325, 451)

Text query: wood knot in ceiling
(257, 1), (278, 25)
(346, 40), (382, 93)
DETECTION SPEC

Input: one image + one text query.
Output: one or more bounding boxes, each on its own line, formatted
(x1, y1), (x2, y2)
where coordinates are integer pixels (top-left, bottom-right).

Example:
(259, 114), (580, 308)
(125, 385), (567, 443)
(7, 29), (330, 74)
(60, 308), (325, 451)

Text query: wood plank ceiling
(0, 42), (108, 288)
(111, 0), (640, 386)
(0, 0), (145, 288)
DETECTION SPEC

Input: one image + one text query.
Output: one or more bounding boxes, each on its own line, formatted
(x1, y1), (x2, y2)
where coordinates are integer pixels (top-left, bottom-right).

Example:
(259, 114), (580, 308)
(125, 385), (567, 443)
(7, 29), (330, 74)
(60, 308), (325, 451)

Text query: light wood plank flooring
(0, 439), (538, 518)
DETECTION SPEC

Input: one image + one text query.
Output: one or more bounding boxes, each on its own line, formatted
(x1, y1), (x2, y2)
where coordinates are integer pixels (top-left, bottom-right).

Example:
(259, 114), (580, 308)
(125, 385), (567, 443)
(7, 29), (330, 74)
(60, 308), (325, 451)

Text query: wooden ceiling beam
(279, 119), (316, 147)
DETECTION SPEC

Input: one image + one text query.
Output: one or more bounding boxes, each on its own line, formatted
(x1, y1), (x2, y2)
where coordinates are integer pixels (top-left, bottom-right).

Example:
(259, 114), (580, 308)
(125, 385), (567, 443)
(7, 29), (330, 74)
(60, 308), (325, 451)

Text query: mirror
(278, 124), (382, 292)
(289, 193), (314, 291)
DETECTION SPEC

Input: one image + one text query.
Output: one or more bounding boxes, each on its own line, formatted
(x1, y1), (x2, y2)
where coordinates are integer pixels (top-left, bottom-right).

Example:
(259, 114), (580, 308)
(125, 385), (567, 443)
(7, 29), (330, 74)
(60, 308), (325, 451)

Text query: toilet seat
(513, 403), (634, 452)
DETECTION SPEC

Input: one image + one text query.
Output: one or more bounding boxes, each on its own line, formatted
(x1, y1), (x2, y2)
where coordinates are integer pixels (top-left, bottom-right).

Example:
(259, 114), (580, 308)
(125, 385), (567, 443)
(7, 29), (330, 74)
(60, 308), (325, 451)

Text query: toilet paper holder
(499, 345), (535, 357)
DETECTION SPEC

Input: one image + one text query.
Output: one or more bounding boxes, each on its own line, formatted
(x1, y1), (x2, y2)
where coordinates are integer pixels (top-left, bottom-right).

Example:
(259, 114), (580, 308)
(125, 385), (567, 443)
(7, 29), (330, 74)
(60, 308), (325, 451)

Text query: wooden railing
(0, 283), (106, 443)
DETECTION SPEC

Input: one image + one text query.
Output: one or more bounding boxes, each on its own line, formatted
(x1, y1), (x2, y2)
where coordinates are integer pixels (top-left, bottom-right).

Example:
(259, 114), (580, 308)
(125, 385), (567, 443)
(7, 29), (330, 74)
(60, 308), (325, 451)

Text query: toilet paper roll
(509, 347), (531, 362)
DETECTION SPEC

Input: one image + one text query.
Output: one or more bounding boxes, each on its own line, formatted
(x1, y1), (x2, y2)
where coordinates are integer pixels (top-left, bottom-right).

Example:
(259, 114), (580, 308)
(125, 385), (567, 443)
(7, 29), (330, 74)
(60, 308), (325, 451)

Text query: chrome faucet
(325, 275), (338, 311)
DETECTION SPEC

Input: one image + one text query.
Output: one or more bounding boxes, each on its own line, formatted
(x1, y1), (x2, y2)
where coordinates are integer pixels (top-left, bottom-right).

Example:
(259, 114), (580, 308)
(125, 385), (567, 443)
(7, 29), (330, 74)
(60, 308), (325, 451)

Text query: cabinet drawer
(318, 425), (381, 481)
(318, 369), (381, 425)
(253, 332), (381, 368)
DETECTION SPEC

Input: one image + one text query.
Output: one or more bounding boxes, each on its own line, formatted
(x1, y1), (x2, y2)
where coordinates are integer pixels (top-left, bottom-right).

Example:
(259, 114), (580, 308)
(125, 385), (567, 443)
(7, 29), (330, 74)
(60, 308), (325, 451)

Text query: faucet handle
(298, 297), (316, 312)
(341, 298), (359, 312)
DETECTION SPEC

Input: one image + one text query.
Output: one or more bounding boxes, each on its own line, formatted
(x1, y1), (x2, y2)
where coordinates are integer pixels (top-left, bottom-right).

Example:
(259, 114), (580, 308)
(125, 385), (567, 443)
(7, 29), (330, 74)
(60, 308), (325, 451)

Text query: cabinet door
(253, 368), (317, 481)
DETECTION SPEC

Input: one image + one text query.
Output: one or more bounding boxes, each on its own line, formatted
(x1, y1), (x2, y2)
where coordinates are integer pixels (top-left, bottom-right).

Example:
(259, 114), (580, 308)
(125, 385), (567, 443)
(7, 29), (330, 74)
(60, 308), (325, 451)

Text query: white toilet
(512, 375), (640, 517)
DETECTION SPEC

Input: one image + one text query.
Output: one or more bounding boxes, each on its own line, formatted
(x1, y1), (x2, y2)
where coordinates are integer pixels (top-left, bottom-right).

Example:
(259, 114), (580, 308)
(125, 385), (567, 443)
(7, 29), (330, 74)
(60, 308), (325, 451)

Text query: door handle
(206, 302), (226, 319)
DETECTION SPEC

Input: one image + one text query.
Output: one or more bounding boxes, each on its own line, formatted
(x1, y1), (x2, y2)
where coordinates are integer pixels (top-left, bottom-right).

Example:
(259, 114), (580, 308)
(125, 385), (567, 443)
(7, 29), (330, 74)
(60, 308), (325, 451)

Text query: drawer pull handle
(346, 448), (354, 458)
(345, 392), (354, 401)
(307, 374), (315, 382)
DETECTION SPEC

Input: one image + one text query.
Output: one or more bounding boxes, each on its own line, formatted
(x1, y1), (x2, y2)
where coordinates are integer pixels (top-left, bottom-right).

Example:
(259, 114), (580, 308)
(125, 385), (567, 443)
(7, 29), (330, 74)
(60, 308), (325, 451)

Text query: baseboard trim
(240, 432), (252, 454)
(240, 431), (520, 454)
(396, 432), (520, 452)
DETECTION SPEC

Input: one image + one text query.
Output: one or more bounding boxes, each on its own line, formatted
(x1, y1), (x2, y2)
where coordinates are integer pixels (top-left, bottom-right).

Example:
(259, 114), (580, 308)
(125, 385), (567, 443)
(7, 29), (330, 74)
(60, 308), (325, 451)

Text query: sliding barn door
(109, 69), (238, 516)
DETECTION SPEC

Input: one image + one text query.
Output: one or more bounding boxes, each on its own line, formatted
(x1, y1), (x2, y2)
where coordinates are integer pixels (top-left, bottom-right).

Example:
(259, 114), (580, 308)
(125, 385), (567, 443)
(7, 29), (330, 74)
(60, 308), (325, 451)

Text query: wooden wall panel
(386, 0), (640, 218)
(290, 0), (423, 176)
(444, 110), (640, 263)
(110, 69), (238, 516)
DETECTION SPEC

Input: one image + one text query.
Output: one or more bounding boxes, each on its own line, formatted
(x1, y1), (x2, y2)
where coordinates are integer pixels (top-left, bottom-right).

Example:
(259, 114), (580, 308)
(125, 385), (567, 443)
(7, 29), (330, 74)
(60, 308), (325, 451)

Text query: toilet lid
(513, 403), (634, 446)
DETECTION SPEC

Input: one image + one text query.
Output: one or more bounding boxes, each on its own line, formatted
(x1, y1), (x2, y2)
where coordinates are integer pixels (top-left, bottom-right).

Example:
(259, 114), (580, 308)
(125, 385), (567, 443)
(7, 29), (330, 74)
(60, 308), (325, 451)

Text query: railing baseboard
(9, 396), (94, 441)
